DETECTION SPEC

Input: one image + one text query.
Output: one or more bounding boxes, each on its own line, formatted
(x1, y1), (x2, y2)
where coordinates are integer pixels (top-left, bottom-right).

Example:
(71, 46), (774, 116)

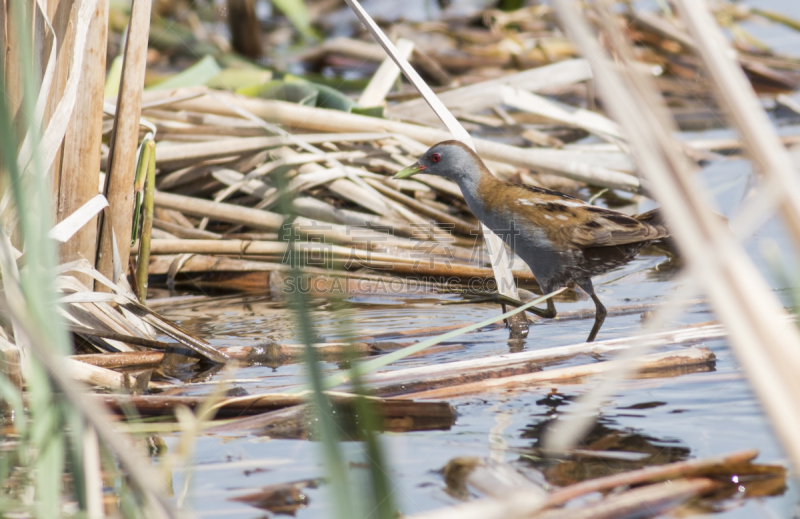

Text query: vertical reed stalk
(55, 0), (108, 286)
(96, 0), (151, 287)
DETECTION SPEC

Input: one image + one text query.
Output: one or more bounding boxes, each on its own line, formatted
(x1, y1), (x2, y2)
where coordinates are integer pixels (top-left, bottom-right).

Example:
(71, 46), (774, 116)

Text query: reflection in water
(519, 392), (691, 486)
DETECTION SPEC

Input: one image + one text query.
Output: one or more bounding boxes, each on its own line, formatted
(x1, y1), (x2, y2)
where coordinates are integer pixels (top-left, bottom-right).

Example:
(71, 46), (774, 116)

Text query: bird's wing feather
(567, 206), (668, 247)
(495, 184), (668, 248)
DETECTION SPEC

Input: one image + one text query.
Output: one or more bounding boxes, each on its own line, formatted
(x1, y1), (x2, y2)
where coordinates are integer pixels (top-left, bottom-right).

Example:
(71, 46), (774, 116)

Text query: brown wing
(567, 206), (668, 247)
(487, 181), (668, 249)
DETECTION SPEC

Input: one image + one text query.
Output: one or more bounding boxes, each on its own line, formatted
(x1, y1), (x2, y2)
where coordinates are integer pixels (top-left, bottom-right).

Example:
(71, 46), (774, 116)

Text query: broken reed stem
(136, 140), (156, 303)
(96, 0), (151, 286)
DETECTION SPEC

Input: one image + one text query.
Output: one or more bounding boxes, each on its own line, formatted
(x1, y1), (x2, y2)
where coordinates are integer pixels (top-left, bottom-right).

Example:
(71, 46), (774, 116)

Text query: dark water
(152, 2), (800, 517)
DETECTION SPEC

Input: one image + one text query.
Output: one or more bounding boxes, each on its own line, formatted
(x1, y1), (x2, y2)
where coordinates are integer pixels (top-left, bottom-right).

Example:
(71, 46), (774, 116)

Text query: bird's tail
(634, 209), (669, 239)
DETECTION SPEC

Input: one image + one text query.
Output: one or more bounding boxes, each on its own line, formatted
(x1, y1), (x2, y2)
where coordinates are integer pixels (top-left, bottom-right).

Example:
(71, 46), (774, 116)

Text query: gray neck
(455, 174), (486, 217)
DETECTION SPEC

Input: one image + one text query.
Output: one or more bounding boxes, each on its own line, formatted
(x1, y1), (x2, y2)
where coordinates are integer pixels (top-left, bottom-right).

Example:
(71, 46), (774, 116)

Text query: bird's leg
(586, 291), (607, 343)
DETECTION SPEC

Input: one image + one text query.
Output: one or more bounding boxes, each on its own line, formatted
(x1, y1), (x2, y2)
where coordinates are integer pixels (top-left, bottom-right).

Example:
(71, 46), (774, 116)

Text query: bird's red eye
(430, 153), (441, 163)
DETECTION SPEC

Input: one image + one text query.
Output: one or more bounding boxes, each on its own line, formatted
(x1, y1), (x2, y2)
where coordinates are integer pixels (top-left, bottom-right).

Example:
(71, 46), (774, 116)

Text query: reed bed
(2, 0), (800, 516)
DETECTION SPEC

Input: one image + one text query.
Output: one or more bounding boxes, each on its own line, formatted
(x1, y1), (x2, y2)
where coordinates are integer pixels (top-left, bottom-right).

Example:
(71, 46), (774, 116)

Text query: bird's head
(393, 140), (484, 184)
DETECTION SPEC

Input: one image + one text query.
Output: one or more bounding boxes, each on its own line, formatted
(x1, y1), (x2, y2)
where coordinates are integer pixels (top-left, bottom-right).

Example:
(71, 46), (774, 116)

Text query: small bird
(394, 140), (668, 342)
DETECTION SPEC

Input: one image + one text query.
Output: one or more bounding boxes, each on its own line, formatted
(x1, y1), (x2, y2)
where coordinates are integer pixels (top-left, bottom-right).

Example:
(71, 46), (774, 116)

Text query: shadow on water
(519, 392), (691, 485)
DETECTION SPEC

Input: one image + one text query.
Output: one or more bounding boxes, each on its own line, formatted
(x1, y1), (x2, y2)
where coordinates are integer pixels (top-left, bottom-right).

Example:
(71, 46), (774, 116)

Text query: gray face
(416, 141), (482, 184)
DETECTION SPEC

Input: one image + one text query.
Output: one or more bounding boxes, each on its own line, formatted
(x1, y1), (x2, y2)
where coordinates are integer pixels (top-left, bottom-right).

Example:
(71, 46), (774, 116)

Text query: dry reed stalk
(73, 351), (163, 369)
(5, 0), (26, 145)
(364, 177), (477, 235)
(501, 89), (623, 143)
(155, 192), (475, 258)
(140, 238), (513, 277)
(44, 0), (71, 202)
(66, 357), (125, 389)
(402, 348), (713, 400)
(146, 255), (475, 299)
(386, 59), (592, 125)
(157, 161), (229, 191)
(289, 197), (416, 236)
(143, 106), (266, 128)
(59, 259), (230, 363)
(172, 95), (642, 192)
(328, 177), (422, 222)
(358, 38), (415, 107)
(61, 293), (143, 351)
(153, 218), (221, 239)
(152, 123), (265, 140)
(297, 36), (386, 63)
(154, 132), (391, 169)
(154, 191), (284, 230)
(52, 0), (107, 286)
(139, 85), (207, 107)
(81, 427), (104, 519)
(549, 0), (800, 475)
(686, 134), (800, 153)
(96, 0), (150, 285)
(18, 0), (98, 175)
(68, 324), (170, 349)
